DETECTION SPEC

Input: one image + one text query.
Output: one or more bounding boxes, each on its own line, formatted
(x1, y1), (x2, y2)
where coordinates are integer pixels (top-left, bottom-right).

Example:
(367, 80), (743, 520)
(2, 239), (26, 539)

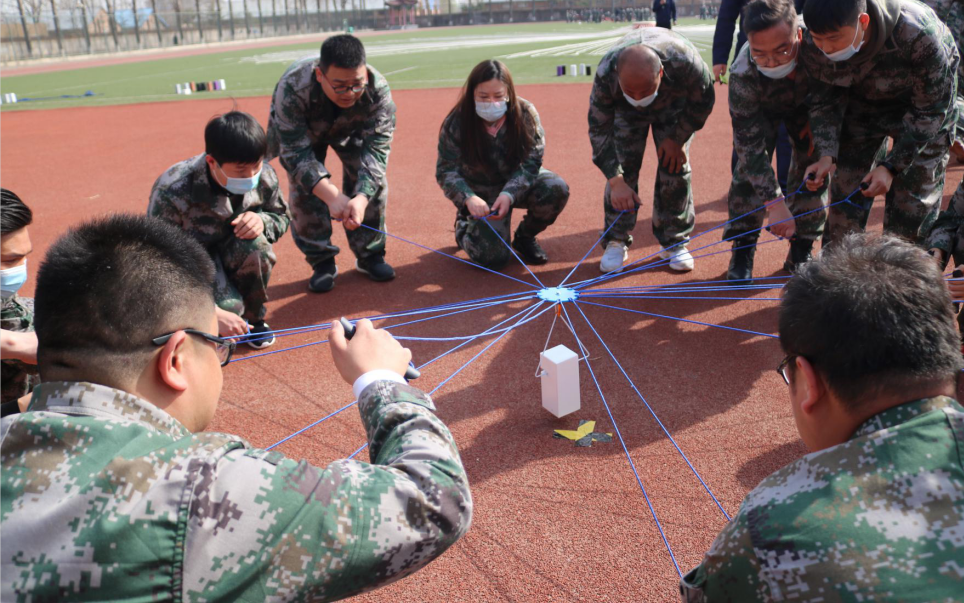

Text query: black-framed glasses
(152, 329), (235, 367)
(750, 42), (797, 68)
(322, 72), (367, 95)
(776, 354), (797, 385)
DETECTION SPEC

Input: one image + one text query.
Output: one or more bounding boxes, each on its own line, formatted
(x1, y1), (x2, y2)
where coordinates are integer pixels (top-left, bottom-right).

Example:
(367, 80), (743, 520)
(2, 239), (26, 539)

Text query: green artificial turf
(0, 18), (718, 111)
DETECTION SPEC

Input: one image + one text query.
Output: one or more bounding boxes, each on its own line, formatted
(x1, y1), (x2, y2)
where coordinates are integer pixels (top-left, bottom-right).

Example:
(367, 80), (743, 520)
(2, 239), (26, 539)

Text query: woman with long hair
(436, 60), (570, 269)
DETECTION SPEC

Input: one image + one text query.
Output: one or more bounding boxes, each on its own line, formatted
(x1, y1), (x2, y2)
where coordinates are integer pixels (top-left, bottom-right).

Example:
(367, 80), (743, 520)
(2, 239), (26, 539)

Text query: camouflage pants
(602, 118), (696, 249)
(947, 1), (964, 142)
(823, 121), (950, 246)
(1, 296), (38, 405)
(724, 125), (828, 243)
(455, 169), (570, 269)
(210, 234), (275, 323)
(289, 146), (387, 268)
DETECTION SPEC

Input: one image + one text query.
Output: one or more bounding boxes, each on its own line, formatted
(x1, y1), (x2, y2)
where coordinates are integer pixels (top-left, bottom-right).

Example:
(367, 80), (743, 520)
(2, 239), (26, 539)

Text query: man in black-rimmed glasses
(267, 34), (398, 293)
(0, 214), (471, 601)
(682, 233), (964, 601)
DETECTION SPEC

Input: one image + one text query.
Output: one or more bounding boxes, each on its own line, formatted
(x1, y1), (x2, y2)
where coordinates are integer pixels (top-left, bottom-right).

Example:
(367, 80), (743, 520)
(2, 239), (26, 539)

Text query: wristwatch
(878, 161), (896, 175)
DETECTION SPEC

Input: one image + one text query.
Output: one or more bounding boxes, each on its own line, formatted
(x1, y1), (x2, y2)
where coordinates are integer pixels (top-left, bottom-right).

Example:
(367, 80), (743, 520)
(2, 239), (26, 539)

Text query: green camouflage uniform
(681, 395), (964, 601)
(589, 28), (715, 249)
(0, 296), (37, 406)
(801, 0), (959, 246)
(924, 0), (964, 142)
(148, 154), (290, 324)
(926, 178), (964, 266)
(436, 98), (570, 269)
(725, 41), (828, 244)
(267, 59), (395, 268)
(1, 379), (472, 601)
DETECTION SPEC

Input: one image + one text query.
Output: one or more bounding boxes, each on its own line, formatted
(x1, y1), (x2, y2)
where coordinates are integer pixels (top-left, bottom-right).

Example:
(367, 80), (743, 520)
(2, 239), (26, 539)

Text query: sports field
(0, 20), (716, 111)
(3, 19), (960, 602)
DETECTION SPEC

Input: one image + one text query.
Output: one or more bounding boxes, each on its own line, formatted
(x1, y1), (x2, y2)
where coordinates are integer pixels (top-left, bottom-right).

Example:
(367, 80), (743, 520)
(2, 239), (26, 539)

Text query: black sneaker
(308, 259), (338, 293)
(512, 234), (549, 265)
(726, 243), (756, 285)
(783, 238), (814, 273)
(356, 256), (396, 282)
(247, 321), (275, 349)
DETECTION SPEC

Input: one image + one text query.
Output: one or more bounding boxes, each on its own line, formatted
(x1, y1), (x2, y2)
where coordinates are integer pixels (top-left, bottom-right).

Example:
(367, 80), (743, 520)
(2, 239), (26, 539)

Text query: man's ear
(794, 356), (825, 416)
(156, 331), (190, 393)
(314, 66), (325, 84)
(858, 12), (871, 30)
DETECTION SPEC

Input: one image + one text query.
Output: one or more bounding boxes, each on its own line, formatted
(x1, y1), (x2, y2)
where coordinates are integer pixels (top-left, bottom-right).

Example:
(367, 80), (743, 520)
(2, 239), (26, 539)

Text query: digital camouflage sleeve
(588, 28), (715, 180)
(1, 379), (472, 602)
(266, 59), (396, 200)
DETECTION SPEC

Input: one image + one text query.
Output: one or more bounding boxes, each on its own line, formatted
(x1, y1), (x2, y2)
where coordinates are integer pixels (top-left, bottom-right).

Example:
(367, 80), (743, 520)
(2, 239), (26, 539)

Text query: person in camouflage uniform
(681, 233), (964, 601)
(267, 34), (397, 293)
(149, 111), (289, 349)
(801, 0), (959, 247)
(922, 0), (964, 160)
(725, 0), (828, 285)
(1, 214), (472, 602)
(0, 190), (38, 412)
(437, 60), (570, 269)
(589, 27), (715, 273)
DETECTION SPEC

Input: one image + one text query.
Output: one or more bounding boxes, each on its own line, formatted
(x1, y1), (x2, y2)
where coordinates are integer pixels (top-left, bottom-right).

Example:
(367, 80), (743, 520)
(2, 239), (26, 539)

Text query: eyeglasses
(322, 72), (367, 95)
(776, 354), (797, 385)
(152, 329), (236, 367)
(751, 42), (797, 68)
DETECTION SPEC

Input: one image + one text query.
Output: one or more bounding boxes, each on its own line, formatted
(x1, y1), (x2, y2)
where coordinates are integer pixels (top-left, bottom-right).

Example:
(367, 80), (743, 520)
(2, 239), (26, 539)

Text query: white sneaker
(659, 245), (695, 272)
(600, 241), (629, 273)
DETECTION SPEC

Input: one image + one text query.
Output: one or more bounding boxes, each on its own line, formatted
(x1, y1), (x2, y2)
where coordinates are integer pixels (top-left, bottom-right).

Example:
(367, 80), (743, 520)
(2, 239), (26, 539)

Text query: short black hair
(1, 188), (33, 235)
(34, 214), (216, 382)
(779, 234), (963, 411)
(204, 111), (266, 166)
(743, 0), (797, 36)
(803, 0), (866, 35)
(319, 34), (366, 73)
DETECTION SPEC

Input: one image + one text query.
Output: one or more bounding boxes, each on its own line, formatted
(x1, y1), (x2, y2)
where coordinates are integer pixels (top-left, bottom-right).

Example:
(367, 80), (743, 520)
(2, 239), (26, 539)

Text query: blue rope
(570, 180), (811, 290)
(579, 295), (783, 302)
(266, 400), (358, 450)
(358, 223), (541, 290)
(557, 210), (629, 287)
(558, 302), (683, 578)
(573, 302), (731, 521)
(479, 217), (547, 288)
(345, 301), (550, 462)
(579, 299), (778, 339)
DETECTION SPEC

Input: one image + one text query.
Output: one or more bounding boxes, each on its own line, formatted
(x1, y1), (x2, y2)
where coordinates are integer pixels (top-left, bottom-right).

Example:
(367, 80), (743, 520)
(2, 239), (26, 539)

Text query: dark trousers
(731, 121), (791, 191)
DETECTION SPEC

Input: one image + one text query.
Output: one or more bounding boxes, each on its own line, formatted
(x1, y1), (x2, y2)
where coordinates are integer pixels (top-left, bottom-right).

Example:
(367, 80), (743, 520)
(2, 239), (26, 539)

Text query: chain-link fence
(1, 0), (712, 63)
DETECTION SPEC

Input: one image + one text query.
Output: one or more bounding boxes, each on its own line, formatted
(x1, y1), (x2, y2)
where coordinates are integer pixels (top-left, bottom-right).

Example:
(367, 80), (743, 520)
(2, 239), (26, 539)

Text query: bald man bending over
(589, 28), (715, 274)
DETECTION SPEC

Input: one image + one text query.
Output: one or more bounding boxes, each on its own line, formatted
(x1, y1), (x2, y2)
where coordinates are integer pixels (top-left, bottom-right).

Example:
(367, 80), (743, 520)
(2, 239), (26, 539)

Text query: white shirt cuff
(352, 369), (406, 399)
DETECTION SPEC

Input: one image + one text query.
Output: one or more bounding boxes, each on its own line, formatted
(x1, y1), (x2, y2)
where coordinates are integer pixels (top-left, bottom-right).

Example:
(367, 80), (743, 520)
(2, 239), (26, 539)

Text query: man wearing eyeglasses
(268, 34), (397, 293)
(801, 0), (959, 247)
(0, 214), (472, 601)
(724, 0), (827, 285)
(681, 233), (964, 600)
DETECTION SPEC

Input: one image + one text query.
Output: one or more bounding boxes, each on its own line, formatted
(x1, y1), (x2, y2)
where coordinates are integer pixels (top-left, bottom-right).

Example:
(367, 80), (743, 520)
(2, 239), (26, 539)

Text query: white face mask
(623, 88), (658, 108)
(475, 100), (508, 122)
(821, 20), (865, 62)
(758, 57), (797, 79)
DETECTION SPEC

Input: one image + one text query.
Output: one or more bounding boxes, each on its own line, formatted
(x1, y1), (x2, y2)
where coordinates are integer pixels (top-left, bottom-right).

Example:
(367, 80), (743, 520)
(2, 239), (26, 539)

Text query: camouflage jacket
(436, 98), (546, 209)
(925, 186), (964, 259)
(729, 42), (811, 202)
(800, 0), (959, 173)
(680, 396), (964, 602)
(148, 153), (290, 247)
(1, 380), (472, 601)
(0, 296), (37, 406)
(266, 59), (396, 200)
(589, 28), (715, 180)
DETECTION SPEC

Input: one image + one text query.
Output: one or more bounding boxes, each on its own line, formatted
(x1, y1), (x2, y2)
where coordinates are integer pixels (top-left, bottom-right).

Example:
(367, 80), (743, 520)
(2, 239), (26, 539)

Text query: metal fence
(1, 0), (714, 63)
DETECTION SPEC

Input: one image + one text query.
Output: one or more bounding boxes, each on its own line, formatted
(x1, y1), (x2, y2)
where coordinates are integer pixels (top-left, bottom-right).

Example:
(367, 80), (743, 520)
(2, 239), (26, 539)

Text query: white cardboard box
(540, 344), (580, 418)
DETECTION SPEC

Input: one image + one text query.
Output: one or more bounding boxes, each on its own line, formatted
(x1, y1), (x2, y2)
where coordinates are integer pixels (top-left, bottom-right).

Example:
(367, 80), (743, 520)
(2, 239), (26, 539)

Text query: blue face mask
(1, 261), (27, 299)
(216, 162), (262, 195)
(821, 21), (865, 62)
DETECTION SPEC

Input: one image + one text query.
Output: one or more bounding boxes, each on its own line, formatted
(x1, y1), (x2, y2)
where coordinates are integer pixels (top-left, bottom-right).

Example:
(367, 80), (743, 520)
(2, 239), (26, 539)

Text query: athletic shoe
(600, 241), (628, 273)
(308, 259), (338, 293)
(356, 256), (396, 282)
(511, 235), (549, 265)
(247, 321), (275, 349)
(659, 245), (694, 272)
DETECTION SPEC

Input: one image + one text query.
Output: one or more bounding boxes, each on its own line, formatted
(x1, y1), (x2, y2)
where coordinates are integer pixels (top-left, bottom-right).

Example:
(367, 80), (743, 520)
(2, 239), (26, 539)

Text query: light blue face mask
(1, 261), (27, 299)
(475, 100), (508, 122)
(821, 20), (865, 62)
(758, 57), (797, 79)
(216, 162), (262, 195)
